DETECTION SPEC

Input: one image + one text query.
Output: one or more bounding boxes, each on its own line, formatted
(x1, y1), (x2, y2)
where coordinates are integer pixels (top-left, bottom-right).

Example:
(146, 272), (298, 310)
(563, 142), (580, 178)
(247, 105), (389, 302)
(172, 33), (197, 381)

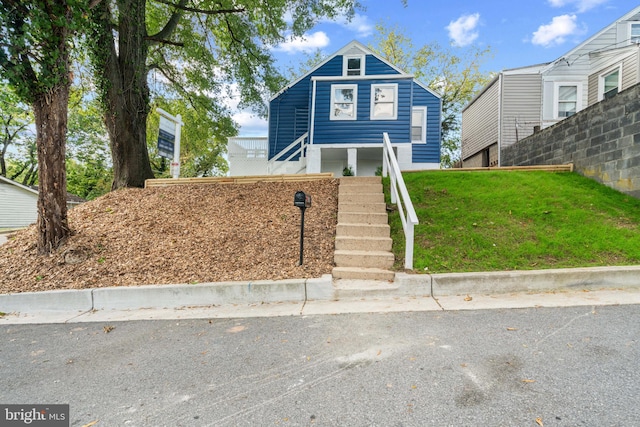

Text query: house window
(601, 68), (620, 100)
(411, 107), (427, 143)
(557, 86), (577, 118)
(343, 55), (364, 76)
(330, 84), (357, 120)
(630, 22), (640, 44)
(370, 84), (398, 120)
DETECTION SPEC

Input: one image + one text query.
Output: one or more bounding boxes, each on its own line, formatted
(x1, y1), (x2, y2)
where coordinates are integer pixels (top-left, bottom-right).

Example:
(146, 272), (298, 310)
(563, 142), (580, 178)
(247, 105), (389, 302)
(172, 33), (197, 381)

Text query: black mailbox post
(294, 191), (311, 265)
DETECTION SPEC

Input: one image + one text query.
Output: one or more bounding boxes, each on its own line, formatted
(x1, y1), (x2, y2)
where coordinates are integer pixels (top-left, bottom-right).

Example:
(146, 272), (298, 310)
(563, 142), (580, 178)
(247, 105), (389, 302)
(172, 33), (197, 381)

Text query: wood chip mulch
(0, 179), (339, 294)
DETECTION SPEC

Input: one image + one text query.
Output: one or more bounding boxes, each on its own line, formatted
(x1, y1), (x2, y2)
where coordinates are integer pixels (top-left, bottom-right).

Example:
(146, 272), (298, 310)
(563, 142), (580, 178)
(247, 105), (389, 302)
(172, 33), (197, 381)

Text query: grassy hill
(385, 171), (640, 273)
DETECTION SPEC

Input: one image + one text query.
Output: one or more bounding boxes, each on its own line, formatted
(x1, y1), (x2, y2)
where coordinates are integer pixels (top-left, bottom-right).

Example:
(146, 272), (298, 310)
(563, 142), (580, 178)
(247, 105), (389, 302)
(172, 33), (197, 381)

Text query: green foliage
(147, 96), (235, 177)
(0, 83), (33, 177)
(342, 165), (354, 176)
(385, 171), (640, 272)
(369, 23), (494, 167)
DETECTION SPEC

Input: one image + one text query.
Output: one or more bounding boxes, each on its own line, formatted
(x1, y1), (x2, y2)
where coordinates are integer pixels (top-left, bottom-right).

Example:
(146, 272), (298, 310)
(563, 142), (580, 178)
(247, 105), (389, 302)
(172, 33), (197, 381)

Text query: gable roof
(270, 40), (440, 100)
(0, 175), (85, 204)
(542, 5), (640, 73)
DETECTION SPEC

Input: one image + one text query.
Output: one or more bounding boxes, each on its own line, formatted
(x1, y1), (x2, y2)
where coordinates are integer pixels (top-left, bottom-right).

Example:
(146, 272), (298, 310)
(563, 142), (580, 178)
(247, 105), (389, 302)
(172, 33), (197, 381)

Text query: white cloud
(531, 14), (583, 47)
(275, 31), (331, 54)
(233, 111), (268, 136)
(446, 13), (481, 47)
(547, 0), (608, 13)
(328, 13), (374, 38)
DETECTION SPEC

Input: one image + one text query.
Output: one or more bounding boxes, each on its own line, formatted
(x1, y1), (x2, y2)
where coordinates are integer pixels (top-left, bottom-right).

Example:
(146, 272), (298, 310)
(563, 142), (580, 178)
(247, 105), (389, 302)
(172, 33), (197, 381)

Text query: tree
(0, 0), (89, 253)
(85, 0), (360, 189)
(369, 23), (494, 167)
(0, 83), (33, 177)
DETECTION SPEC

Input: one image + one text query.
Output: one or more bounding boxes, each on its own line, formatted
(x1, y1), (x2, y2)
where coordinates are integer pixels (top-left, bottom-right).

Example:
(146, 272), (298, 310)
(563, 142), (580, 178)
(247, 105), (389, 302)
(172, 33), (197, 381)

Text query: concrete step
(339, 176), (381, 185)
(338, 202), (387, 213)
(339, 183), (383, 194)
(337, 212), (389, 225)
(336, 223), (390, 238)
(332, 267), (396, 281)
(332, 278), (399, 298)
(338, 193), (384, 204)
(335, 236), (393, 251)
(334, 250), (394, 269)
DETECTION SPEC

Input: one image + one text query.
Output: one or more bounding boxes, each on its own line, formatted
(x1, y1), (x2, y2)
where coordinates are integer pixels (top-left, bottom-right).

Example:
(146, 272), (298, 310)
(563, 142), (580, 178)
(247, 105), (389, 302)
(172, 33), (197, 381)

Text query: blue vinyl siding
(268, 56), (342, 159)
(268, 45), (442, 166)
(411, 82), (441, 163)
(365, 55), (401, 76)
(313, 78), (412, 144)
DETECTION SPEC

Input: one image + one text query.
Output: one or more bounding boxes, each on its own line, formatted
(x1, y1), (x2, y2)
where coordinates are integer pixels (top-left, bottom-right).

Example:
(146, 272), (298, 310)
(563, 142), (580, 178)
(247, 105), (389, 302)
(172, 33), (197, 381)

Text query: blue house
(228, 41), (442, 176)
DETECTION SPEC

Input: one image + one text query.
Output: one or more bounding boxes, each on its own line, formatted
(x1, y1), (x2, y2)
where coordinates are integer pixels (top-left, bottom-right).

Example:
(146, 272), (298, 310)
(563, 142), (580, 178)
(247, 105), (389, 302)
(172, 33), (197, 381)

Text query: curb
(0, 276), (334, 313)
(1, 267), (640, 314)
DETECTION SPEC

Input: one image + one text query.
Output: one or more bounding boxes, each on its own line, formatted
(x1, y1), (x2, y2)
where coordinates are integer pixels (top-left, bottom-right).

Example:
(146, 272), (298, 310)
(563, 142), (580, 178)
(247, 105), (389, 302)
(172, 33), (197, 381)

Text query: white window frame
(370, 83), (398, 121)
(629, 22), (640, 44)
(343, 55), (365, 77)
(553, 82), (582, 120)
(598, 65), (622, 101)
(411, 106), (427, 143)
(330, 84), (358, 121)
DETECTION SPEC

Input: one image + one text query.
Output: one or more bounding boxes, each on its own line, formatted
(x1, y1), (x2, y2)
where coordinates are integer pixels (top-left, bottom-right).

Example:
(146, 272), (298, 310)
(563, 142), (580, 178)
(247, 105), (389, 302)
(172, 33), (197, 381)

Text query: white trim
(370, 83), (398, 120)
(553, 82), (582, 119)
(310, 79), (317, 145)
(0, 175), (38, 196)
(330, 84), (358, 121)
(411, 106), (427, 143)
(343, 54), (365, 76)
(598, 64), (623, 101)
(312, 74), (413, 82)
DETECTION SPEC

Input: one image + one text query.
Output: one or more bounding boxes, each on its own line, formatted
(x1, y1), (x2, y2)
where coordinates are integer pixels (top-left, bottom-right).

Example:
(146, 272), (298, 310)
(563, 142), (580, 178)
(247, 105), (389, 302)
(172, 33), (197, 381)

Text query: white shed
(0, 175), (83, 228)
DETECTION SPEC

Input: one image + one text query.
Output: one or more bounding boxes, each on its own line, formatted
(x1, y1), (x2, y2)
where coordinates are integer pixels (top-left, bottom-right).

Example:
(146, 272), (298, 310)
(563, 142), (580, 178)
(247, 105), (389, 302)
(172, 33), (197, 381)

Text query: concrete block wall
(501, 83), (640, 198)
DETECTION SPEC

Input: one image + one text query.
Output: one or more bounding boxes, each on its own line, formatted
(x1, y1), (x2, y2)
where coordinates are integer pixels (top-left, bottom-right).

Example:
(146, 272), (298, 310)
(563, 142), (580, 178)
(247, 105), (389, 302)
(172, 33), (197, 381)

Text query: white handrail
(268, 132), (308, 175)
(382, 132), (419, 270)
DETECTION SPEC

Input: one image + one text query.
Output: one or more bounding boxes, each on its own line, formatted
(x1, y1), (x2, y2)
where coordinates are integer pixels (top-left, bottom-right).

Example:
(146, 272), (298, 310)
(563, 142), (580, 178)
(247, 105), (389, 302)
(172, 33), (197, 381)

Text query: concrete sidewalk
(1, 265), (640, 324)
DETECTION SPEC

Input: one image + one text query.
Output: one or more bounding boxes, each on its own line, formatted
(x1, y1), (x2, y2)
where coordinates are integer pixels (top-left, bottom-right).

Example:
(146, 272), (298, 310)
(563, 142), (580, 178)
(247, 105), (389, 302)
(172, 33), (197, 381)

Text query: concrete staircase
(332, 176), (395, 283)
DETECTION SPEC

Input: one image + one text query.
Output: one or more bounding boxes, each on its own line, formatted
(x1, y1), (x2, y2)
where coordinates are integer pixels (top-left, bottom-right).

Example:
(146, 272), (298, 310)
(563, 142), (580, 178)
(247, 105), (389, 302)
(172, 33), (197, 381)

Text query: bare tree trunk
(91, 0), (154, 189)
(33, 85), (70, 254)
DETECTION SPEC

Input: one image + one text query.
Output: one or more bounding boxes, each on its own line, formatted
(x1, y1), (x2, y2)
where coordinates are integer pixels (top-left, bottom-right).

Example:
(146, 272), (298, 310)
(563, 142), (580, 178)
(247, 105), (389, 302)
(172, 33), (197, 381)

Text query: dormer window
(343, 55), (364, 76)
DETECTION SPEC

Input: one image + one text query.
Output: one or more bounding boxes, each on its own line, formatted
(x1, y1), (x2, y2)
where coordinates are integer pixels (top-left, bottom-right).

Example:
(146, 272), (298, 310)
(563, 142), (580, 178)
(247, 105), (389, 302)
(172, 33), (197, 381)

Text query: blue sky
(235, 0), (639, 135)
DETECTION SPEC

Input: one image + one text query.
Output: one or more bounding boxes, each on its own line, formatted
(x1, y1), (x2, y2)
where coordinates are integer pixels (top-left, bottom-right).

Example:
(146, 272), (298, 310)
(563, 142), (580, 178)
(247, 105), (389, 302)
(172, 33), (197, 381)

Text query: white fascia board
(311, 74), (414, 82)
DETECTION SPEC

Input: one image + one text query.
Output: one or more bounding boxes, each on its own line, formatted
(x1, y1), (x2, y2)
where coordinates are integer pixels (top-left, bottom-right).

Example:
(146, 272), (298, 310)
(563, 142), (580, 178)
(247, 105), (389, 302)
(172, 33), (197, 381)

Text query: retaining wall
(501, 83), (640, 198)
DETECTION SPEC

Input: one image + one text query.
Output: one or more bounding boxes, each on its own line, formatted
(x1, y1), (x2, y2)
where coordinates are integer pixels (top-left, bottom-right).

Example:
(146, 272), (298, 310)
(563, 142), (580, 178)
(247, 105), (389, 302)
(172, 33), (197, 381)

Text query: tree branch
(148, 0), (188, 44)
(152, 0), (246, 15)
(145, 36), (184, 47)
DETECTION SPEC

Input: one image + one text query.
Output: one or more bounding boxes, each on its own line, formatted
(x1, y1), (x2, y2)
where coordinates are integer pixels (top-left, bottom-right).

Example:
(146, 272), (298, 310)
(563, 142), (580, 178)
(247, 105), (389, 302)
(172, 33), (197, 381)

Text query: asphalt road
(1, 305), (639, 426)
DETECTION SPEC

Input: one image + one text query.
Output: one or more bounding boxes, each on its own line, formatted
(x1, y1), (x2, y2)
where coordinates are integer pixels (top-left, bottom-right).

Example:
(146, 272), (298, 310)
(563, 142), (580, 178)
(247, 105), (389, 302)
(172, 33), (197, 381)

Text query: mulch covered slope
(0, 180), (339, 294)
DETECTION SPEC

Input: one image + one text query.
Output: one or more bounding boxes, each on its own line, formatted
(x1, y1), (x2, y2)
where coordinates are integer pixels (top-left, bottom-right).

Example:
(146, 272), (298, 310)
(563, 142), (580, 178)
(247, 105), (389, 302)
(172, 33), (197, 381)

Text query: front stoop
(332, 176), (396, 284)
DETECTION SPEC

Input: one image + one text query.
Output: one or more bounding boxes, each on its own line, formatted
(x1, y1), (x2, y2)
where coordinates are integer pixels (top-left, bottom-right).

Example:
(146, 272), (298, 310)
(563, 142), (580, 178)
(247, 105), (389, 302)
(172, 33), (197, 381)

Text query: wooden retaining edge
(406, 164), (575, 173)
(144, 173), (334, 188)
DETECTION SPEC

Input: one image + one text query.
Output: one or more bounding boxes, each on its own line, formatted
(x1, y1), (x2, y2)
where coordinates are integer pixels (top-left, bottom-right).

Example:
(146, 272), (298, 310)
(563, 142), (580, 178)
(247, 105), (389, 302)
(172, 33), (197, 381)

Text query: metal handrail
(382, 132), (419, 270)
(268, 132), (308, 174)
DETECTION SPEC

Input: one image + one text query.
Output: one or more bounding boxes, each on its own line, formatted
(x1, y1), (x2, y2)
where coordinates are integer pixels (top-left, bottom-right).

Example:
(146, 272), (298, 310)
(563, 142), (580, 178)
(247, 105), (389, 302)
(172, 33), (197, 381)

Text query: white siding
(501, 74), (542, 149)
(461, 78), (500, 160)
(0, 182), (38, 228)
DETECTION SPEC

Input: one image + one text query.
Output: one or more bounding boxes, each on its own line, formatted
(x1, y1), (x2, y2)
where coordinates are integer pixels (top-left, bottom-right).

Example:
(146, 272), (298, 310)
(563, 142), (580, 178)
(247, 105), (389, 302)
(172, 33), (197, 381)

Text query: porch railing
(268, 132), (308, 175)
(382, 132), (419, 270)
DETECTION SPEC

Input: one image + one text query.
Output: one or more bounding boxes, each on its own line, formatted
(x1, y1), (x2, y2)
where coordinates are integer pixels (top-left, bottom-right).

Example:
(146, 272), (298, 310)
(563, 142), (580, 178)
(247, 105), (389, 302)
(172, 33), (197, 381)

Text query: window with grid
(558, 86), (577, 118)
(330, 85), (357, 120)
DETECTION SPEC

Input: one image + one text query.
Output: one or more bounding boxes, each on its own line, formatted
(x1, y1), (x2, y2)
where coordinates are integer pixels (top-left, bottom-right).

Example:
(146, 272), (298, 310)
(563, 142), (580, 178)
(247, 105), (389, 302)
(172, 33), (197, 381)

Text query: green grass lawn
(384, 171), (640, 273)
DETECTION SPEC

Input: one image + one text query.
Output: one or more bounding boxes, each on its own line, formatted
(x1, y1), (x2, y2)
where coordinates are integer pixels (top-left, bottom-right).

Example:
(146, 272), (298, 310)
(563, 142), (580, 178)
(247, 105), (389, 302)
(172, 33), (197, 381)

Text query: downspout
(497, 73), (503, 167)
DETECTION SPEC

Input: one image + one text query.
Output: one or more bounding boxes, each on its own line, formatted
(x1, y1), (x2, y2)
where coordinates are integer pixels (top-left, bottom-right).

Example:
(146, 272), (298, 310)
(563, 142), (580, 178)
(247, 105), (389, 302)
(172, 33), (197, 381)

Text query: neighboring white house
(462, 5), (640, 167)
(0, 175), (84, 228)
